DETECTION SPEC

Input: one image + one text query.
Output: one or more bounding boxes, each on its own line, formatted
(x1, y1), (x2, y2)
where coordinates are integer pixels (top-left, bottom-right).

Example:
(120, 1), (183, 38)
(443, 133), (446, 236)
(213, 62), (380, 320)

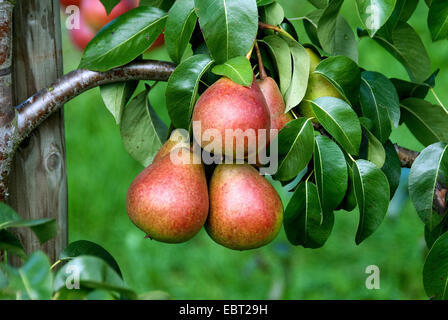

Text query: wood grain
(8, 0), (67, 264)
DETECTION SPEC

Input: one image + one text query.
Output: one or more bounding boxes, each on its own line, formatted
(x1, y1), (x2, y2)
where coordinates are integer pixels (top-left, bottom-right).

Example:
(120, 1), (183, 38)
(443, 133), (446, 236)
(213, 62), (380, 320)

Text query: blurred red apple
(148, 33), (165, 51)
(60, 0), (81, 8)
(69, 15), (96, 51)
(81, 0), (139, 31)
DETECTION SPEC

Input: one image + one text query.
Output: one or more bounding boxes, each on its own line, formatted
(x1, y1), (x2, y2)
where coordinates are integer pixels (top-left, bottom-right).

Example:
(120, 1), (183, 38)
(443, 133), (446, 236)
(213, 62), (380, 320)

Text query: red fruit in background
(81, 0), (139, 31)
(69, 15), (96, 51)
(60, 0), (81, 8)
(148, 33), (165, 51)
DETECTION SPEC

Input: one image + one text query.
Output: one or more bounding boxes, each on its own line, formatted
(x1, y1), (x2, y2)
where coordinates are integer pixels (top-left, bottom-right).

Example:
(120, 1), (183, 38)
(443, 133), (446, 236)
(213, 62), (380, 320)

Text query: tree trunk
(8, 0), (67, 265)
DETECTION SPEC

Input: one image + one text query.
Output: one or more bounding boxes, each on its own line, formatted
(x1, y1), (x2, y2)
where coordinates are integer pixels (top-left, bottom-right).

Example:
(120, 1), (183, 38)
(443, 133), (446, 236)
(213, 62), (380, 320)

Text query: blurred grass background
(61, 0), (448, 299)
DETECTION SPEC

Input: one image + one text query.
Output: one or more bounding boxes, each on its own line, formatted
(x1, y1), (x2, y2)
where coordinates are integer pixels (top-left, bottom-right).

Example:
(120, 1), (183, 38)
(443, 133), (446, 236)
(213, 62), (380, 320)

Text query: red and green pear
(192, 76), (271, 159)
(126, 145), (209, 243)
(206, 164), (283, 250)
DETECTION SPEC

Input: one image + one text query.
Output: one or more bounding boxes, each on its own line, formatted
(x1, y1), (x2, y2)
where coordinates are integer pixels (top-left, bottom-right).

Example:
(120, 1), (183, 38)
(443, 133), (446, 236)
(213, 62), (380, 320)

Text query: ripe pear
(192, 76), (271, 159)
(258, 76), (293, 135)
(126, 147), (209, 243)
(297, 48), (343, 122)
(153, 129), (190, 163)
(206, 164), (283, 250)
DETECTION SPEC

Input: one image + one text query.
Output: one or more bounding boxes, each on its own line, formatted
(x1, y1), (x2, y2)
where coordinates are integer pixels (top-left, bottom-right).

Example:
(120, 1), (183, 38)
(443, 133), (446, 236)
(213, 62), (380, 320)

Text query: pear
(153, 129), (190, 163)
(206, 164), (283, 250)
(258, 76), (293, 136)
(192, 76), (271, 159)
(297, 48), (343, 122)
(126, 146), (209, 243)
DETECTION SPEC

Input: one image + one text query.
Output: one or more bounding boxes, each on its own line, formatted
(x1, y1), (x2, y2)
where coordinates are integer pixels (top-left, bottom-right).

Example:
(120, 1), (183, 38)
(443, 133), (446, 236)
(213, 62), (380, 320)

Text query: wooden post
(8, 0), (67, 264)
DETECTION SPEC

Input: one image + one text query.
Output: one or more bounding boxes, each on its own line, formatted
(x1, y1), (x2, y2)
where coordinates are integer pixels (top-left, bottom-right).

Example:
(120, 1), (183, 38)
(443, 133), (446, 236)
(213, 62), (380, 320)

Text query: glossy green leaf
(140, 0), (175, 10)
(211, 56), (253, 86)
(355, 0), (396, 37)
(54, 256), (136, 299)
(194, 0), (258, 64)
(314, 56), (361, 105)
(165, 0), (197, 64)
(373, 22), (431, 82)
(284, 181), (334, 248)
(120, 89), (167, 167)
(423, 231), (448, 299)
(381, 0), (418, 39)
(100, 81), (138, 124)
(257, 0), (274, 6)
(400, 98), (448, 146)
(274, 118), (314, 181)
(361, 124), (386, 168)
(100, 0), (120, 14)
(262, 35), (292, 95)
(317, 0), (358, 62)
(166, 54), (214, 129)
(260, 1), (284, 26)
(308, 0), (328, 8)
(284, 39), (310, 112)
(4, 252), (52, 300)
(0, 230), (26, 259)
(303, 9), (323, 47)
(0, 203), (56, 245)
(311, 97), (362, 155)
(382, 141), (402, 197)
(409, 142), (448, 230)
(390, 78), (431, 100)
(360, 71), (400, 141)
(86, 289), (117, 300)
(428, 0), (448, 41)
(314, 135), (348, 211)
(60, 240), (122, 278)
(80, 7), (167, 71)
(353, 159), (390, 244)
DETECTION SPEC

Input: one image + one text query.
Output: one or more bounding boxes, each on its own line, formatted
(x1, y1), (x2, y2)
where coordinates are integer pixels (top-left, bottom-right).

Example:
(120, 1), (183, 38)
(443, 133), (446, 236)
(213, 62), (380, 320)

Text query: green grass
(62, 1), (447, 299)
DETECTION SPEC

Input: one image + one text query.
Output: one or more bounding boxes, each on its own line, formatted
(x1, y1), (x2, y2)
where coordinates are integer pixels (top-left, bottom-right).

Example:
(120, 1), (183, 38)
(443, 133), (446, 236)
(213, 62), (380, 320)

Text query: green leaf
(311, 97), (362, 155)
(262, 35), (292, 95)
(400, 98), (448, 146)
(120, 89), (167, 166)
(194, 0), (258, 64)
(361, 124), (386, 168)
(165, 0), (197, 64)
(60, 240), (122, 278)
(355, 0), (396, 37)
(80, 7), (167, 71)
(166, 54), (214, 130)
(314, 56), (361, 105)
(381, 0), (418, 38)
(5, 252), (52, 300)
(284, 181), (334, 248)
(100, 0), (120, 14)
(360, 71), (400, 142)
(428, 0), (448, 41)
(0, 230), (26, 259)
(353, 159), (390, 244)
(139, 0), (175, 11)
(86, 289), (117, 300)
(317, 0), (358, 62)
(100, 81), (138, 124)
(283, 39), (310, 113)
(314, 135), (348, 211)
(0, 202), (56, 245)
(382, 141), (402, 197)
(409, 142), (448, 230)
(390, 78), (431, 100)
(423, 231), (448, 299)
(54, 256), (136, 299)
(273, 118), (315, 181)
(260, 1), (284, 26)
(211, 56), (253, 86)
(373, 22), (431, 82)
(308, 0), (328, 9)
(303, 9), (323, 47)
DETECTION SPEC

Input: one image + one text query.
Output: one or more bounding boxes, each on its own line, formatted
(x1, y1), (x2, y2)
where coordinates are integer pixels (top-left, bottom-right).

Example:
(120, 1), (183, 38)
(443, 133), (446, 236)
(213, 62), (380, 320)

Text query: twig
(394, 145), (420, 168)
(258, 22), (296, 42)
(254, 41), (267, 80)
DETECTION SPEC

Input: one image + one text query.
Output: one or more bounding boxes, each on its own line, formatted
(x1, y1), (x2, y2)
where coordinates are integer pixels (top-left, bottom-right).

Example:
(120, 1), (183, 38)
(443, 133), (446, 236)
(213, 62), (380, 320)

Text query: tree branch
(0, 60), (175, 201)
(394, 145), (420, 168)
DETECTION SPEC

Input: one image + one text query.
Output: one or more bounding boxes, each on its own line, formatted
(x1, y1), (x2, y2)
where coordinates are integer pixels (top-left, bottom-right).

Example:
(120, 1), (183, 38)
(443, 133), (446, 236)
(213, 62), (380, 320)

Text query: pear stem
(246, 41), (256, 60)
(258, 22), (296, 42)
(255, 41), (267, 80)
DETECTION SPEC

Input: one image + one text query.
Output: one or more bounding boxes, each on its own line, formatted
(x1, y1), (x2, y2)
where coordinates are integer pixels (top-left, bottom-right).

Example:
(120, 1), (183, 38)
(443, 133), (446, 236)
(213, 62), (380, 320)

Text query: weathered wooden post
(7, 0), (67, 264)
